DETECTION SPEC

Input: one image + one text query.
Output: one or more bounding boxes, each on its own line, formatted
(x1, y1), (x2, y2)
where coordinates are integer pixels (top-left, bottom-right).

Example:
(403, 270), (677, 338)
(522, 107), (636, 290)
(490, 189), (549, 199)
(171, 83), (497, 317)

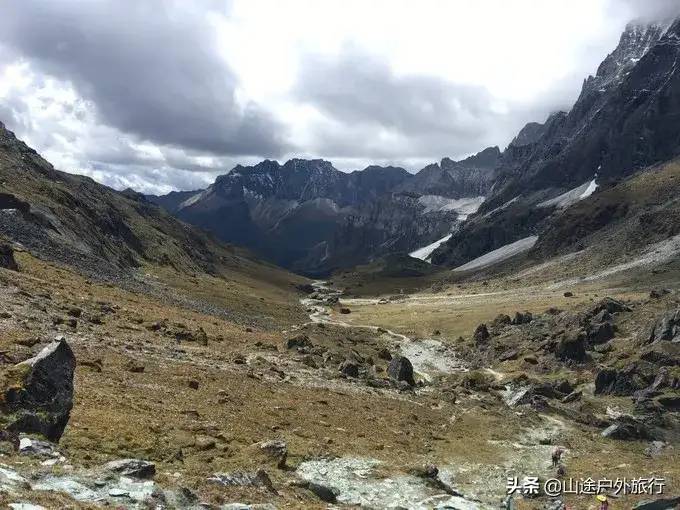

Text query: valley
(0, 7), (679, 510)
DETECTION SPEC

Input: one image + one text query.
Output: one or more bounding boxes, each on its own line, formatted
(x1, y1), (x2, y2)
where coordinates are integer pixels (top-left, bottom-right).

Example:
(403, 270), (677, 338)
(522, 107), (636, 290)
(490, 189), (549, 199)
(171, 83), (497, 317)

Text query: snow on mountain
(453, 236), (539, 272)
(537, 178), (598, 209)
(417, 195), (485, 218)
(409, 233), (453, 261)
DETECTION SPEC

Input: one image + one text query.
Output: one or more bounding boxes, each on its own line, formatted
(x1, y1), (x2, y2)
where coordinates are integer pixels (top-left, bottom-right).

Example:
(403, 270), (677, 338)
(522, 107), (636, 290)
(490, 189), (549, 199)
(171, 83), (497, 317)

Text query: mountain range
(148, 17), (680, 276)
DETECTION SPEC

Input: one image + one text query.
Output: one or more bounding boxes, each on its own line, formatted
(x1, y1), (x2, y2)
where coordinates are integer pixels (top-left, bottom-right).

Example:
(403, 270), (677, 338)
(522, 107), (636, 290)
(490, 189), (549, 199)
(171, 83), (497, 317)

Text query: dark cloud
(0, 0), (288, 157)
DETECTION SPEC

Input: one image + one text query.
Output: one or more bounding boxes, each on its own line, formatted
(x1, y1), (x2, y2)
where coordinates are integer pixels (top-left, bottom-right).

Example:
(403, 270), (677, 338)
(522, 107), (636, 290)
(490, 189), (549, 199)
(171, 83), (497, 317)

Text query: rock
(125, 359), (145, 373)
(296, 283), (315, 294)
(591, 297), (630, 314)
(0, 340), (75, 441)
(491, 314), (512, 328)
(208, 469), (276, 493)
(339, 307), (351, 314)
(649, 288), (670, 299)
(195, 435), (216, 451)
(647, 309), (680, 344)
(632, 496), (680, 510)
(587, 321), (614, 345)
(555, 330), (586, 362)
(643, 440), (667, 458)
(601, 416), (657, 440)
(9, 504), (47, 510)
(640, 342), (680, 366)
(67, 307), (82, 318)
(473, 323), (490, 344)
(499, 349), (519, 362)
(595, 363), (654, 396)
(297, 480), (338, 503)
(339, 360), (359, 378)
(377, 348), (392, 361)
(512, 311), (533, 325)
(259, 439), (287, 469)
(387, 356), (415, 386)
(561, 390), (582, 403)
(657, 394), (680, 410)
(103, 458), (156, 479)
(18, 436), (59, 457)
(0, 242), (18, 270)
(187, 379), (199, 390)
(563, 291), (573, 297)
(285, 335), (312, 350)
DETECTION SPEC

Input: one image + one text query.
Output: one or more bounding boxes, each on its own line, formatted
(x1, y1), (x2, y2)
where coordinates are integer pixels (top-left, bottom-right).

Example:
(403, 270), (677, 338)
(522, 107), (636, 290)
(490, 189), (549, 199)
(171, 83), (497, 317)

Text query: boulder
(632, 496), (680, 510)
(208, 469), (276, 492)
(1, 340), (75, 441)
(339, 360), (359, 378)
(595, 363), (655, 396)
(491, 314), (512, 328)
(640, 342), (680, 366)
(103, 458), (156, 479)
(0, 242), (18, 271)
(649, 288), (671, 299)
(591, 297), (630, 315)
(587, 321), (614, 345)
(339, 307), (351, 314)
(387, 356), (415, 386)
(259, 439), (288, 469)
(555, 330), (586, 362)
(473, 324), (490, 344)
(512, 311), (533, 325)
(647, 309), (680, 344)
(285, 334), (312, 350)
(601, 416), (658, 441)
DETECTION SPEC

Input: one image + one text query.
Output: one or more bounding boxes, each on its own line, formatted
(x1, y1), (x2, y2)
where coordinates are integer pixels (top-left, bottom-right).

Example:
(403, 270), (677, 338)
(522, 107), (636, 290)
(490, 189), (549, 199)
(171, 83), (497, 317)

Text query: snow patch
(537, 179), (598, 209)
(418, 195), (484, 219)
(409, 233), (452, 261)
(177, 190), (206, 209)
(454, 236), (539, 272)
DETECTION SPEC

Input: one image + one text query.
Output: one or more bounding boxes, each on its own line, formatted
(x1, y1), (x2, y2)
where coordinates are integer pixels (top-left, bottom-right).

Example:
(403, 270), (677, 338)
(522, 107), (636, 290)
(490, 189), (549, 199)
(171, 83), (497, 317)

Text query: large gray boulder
(0, 241), (17, 271)
(648, 309), (680, 344)
(388, 356), (415, 386)
(1, 340), (75, 441)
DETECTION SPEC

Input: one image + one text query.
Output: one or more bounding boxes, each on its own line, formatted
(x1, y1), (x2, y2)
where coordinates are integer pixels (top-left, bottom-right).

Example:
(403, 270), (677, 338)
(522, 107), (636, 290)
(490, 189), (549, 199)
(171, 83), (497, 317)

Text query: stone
(125, 360), (145, 373)
(512, 311), (533, 325)
(588, 321), (614, 345)
(377, 348), (392, 361)
(491, 314), (511, 328)
(0, 242), (18, 271)
(339, 307), (351, 314)
(339, 360), (359, 378)
(555, 330), (586, 362)
(649, 288), (671, 299)
(18, 436), (59, 457)
(591, 297), (630, 314)
(259, 439), (287, 468)
(208, 469), (276, 492)
(1, 340), (75, 442)
(285, 335), (312, 350)
(561, 390), (582, 403)
(595, 364), (654, 396)
(601, 416), (657, 441)
(473, 323), (490, 344)
(647, 309), (680, 344)
(103, 458), (156, 479)
(387, 356), (415, 386)
(632, 496), (680, 509)
(187, 379), (199, 390)
(563, 291), (573, 297)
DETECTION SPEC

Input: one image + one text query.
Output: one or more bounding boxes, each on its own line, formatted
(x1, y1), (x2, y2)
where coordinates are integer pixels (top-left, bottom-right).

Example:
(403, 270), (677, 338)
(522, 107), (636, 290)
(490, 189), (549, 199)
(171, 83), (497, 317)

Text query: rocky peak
(581, 19), (672, 97)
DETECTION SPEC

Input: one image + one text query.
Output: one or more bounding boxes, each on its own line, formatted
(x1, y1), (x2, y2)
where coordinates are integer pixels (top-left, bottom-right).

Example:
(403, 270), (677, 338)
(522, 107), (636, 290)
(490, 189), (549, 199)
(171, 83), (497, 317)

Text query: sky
(0, 0), (679, 194)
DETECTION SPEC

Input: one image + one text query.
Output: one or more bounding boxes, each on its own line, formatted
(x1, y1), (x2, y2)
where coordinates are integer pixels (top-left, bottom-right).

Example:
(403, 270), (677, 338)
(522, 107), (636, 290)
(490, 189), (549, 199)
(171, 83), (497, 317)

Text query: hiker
(597, 494), (609, 509)
(551, 446), (565, 467)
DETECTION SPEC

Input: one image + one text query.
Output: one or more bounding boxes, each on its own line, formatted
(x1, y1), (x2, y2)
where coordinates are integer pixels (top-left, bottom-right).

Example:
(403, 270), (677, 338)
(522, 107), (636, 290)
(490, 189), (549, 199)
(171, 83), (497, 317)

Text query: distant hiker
(597, 494), (609, 509)
(551, 446), (565, 467)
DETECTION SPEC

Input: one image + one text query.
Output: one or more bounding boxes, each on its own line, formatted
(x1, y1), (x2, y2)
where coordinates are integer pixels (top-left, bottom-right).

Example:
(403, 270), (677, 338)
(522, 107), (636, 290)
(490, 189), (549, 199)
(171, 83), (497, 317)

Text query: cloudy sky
(0, 0), (678, 194)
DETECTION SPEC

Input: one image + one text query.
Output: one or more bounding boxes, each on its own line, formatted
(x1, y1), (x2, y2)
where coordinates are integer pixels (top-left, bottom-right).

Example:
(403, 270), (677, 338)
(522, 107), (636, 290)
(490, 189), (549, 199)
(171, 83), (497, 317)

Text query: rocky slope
(149, 149), (498, 275)
(432, 17), (680, 268)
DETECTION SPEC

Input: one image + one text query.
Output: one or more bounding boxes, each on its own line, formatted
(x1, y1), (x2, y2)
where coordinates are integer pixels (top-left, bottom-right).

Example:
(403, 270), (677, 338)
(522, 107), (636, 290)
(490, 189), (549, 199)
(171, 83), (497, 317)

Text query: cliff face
(432, 17), (680, 267)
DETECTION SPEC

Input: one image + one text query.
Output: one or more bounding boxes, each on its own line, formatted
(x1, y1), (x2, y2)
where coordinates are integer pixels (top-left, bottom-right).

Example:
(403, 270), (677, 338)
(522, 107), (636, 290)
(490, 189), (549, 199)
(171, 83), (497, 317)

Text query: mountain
(0, 121), (301, 296)
(431, 17), (680, 268)
(397, 146), (500, 198)
(150, 148), (498, 275)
